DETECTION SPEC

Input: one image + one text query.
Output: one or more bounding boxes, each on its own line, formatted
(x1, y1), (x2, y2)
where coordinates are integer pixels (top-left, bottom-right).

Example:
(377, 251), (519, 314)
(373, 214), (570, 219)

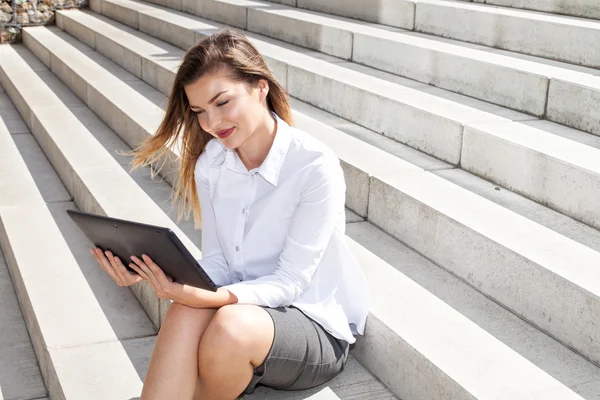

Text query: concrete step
(108, 0), (600, 136)
(0, 43), (387, 400)
(0, 105), (47, 400)
(265, 0), (600, 29)
(246, 387), (347, 399)
(267, 0), (417, 29)
(55, 7), (600, 258)
(369, 165), (600, 363)
(461, 120), (600, 231)
(468, 0), (600, 24)
(415, 0), (600, 69)
(15, 16), (600, 398)
(351, 31), (600, 132)
(1, 54), (594, 400)
(431, 166), (600, 265)
(0, 82), (157, 399)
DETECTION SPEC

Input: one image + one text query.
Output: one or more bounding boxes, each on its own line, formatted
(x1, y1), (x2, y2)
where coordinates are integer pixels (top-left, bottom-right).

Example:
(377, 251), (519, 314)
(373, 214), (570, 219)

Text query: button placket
(234, 172), (257, 283)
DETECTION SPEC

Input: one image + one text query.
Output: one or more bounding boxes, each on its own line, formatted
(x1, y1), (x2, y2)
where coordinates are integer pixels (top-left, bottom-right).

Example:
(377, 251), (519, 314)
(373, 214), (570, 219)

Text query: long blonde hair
(129, 29), (293, 228)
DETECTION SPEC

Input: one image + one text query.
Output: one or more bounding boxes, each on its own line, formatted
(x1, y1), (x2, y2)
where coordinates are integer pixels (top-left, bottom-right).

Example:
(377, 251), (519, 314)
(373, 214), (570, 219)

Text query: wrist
(173, 285), (237, 308)
(168, 282), (188, 304)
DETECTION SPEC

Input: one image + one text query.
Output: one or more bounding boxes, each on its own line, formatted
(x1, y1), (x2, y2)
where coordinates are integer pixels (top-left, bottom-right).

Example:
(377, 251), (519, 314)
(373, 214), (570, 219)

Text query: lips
(216, 127), (234, 139)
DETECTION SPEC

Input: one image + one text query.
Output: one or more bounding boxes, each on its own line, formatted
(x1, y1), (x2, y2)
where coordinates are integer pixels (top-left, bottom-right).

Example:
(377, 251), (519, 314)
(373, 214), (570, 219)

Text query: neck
(236, 112), (277, 171)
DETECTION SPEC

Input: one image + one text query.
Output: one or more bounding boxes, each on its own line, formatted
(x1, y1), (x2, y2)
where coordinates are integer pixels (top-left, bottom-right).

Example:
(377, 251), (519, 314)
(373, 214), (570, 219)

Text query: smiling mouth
(216, 127), (234, 138)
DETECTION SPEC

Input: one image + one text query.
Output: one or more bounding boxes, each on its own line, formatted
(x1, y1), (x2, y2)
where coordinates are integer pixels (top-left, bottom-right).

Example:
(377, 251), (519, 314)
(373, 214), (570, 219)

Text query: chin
(219, 137), (239, 150)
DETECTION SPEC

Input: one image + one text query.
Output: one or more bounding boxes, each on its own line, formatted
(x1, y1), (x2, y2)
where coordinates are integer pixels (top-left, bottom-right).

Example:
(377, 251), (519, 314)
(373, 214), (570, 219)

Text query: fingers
(105, 251), (128, 284)
(131, 255), (162, 293)
(131, 255), (172, 299)
(89, 248), (169, 295)
(111, 254), (144, 286)
(127, 260), (147, 281)
(90, 248), (143, 287)
(142, 254), (170, 283)
(127, 259), (154, 291)
(91, 248), (121, 285)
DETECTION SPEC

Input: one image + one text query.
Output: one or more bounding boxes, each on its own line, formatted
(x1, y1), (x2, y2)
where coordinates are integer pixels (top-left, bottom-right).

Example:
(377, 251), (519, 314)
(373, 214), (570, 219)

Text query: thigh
(245, 307), (350, 393)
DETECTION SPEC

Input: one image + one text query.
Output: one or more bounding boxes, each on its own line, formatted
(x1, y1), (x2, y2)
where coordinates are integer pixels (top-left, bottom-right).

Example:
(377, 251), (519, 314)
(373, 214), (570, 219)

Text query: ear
(257, 78), (269, 100)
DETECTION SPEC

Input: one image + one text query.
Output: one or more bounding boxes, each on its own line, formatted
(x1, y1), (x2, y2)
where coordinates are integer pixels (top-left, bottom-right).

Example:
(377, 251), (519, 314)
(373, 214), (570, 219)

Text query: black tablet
(67, 209), (217, 291)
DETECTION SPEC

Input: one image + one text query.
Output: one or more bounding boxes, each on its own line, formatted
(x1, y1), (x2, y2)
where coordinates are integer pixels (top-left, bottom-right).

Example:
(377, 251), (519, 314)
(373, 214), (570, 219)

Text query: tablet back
(67, 209), (217, 291)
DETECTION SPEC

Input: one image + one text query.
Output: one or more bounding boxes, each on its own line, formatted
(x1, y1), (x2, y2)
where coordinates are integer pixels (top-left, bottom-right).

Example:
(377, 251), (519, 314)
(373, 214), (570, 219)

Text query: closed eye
(191, 100), (228, 114)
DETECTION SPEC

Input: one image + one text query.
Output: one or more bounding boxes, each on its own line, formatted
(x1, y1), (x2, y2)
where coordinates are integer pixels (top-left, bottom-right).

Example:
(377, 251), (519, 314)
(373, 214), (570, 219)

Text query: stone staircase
(1, 0), (600, 399)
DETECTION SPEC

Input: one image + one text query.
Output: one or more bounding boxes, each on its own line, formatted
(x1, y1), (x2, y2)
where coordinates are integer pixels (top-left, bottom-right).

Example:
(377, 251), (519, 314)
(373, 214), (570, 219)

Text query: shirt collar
(224, 112), (292, 187)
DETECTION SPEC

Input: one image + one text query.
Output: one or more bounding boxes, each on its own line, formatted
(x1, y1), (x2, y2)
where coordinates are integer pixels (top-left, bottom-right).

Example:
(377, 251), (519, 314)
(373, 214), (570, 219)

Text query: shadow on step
(0, 249), (48, 400)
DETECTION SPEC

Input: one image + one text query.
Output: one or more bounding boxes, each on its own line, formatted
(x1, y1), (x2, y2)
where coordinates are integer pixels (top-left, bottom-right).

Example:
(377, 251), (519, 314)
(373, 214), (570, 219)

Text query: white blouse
(194, 113), (370, 343)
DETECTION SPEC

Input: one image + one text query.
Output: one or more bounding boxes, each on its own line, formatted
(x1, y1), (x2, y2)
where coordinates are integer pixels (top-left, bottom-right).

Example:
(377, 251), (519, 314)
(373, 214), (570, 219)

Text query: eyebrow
(189, 90), (228, 109)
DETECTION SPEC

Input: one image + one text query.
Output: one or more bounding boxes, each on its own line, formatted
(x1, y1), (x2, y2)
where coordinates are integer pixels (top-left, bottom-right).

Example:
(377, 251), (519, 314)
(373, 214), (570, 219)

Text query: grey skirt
(244, 306), (350, 394)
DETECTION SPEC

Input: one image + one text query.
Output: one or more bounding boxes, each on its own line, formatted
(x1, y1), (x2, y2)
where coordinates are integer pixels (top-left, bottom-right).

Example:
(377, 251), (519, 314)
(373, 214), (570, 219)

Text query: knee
(199, 305), (254, 360)
(206, 305), (254, 347)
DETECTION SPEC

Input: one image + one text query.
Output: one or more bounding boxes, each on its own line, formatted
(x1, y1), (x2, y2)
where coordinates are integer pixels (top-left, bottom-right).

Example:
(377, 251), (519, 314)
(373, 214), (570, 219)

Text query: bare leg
(141, 303), (217, 400)
(193, 305), (275, 400)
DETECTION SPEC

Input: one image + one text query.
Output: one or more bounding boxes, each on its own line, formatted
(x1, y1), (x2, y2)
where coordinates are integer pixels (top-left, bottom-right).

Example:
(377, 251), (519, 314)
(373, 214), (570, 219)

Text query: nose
(205, 110), (222, 133)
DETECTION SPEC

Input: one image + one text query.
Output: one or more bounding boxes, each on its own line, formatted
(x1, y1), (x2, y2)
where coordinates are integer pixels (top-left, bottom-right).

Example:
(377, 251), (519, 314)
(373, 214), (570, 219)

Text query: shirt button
(242, 208), (246, 214)
(235, 246), (240, 251)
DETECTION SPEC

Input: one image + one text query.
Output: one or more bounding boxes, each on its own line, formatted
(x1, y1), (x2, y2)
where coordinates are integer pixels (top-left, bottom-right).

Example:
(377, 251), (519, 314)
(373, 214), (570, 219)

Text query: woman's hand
(90, 248), (144, 287)
(93, 251), (237, 308)
(128, 254), (182, 301)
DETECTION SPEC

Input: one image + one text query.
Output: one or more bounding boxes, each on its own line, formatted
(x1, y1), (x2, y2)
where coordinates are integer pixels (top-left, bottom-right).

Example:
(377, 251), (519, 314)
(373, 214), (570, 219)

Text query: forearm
(222, 276), (299, 307)
(171, 285), (239, 308)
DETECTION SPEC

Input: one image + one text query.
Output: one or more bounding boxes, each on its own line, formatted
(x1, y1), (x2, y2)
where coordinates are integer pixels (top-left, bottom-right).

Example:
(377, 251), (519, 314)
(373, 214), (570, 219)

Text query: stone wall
(0, 0), (84, 43)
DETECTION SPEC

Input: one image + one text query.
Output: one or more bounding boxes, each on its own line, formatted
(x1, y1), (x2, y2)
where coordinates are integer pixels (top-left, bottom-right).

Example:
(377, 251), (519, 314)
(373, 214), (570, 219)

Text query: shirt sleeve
(222, 158), (344, 306)
(195, 152), (231, 287)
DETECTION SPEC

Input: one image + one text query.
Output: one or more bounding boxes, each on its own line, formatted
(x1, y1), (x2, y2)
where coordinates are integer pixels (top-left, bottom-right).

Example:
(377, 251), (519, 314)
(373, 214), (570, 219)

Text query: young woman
(90, 29), (369, 400)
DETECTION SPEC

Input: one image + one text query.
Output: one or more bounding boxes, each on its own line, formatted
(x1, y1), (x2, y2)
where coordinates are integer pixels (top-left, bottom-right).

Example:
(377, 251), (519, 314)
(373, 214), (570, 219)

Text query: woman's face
(184, 71), (269, 150)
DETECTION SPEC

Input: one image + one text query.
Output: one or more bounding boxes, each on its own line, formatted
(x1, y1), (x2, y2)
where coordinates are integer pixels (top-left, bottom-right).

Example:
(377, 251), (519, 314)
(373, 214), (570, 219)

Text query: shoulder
(285, 125), (344, 186)
(195, 138), (225, 183)
(287, 125), (339, 168)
